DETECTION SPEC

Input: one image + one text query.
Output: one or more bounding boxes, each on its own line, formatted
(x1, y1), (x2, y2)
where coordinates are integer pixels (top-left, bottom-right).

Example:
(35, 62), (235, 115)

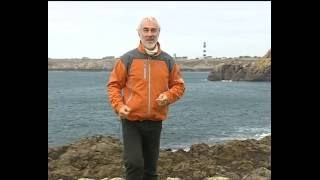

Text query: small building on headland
(102, 56), (115, 59)
(175, 56), (188, 60)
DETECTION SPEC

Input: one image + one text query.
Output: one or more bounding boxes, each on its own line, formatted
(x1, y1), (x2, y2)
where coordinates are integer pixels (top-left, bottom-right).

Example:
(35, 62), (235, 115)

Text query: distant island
(48, 57), (261, 72)
(48, 49), (270, 81)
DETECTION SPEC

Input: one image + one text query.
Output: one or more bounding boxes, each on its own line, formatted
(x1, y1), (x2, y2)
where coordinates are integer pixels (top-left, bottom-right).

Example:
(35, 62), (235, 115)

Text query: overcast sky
(48, 1), (271, 59)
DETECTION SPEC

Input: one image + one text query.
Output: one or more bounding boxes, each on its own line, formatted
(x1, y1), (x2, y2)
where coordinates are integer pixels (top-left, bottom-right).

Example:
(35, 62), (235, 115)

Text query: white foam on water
(166, 129), (271, 152)
(221, 80), (233, 82)
(256, 132), (271, 140)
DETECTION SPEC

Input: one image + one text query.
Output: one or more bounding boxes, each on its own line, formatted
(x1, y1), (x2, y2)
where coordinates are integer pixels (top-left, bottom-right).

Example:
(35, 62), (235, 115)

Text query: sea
(48, 71), (271, 150)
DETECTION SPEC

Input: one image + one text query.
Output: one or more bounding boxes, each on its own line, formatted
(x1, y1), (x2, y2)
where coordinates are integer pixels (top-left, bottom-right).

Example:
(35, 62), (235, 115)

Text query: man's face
(138, 20), (160, 50)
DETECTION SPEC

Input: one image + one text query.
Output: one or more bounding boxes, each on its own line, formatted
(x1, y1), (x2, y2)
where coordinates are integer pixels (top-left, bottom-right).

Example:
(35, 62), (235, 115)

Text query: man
(107, 16), (185, 180)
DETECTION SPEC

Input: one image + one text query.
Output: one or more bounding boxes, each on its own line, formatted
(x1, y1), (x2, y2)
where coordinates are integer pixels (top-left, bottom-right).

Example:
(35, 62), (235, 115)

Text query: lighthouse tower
(203, 41), (208, 64)
(203, 41), (206, 59)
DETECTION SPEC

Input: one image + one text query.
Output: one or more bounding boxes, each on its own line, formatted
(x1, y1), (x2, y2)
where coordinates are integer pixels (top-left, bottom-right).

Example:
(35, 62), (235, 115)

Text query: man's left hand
(156, 94), (169, 106)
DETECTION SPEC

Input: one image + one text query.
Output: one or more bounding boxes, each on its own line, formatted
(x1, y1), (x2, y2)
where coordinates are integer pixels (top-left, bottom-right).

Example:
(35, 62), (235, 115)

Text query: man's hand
(118, 105), (131, 120)
(156, 93), (169, 107)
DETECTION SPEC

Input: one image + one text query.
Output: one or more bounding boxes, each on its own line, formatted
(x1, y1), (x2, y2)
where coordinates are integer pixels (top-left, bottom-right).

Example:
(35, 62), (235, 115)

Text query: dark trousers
(121, 119), (162, 180)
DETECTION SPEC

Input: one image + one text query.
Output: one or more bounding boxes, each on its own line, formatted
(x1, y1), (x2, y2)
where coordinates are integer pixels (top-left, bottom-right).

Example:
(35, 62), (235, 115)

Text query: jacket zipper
(126, 89), (133, 104)
(144, 61), (147, 79)
(147, 56), (151, 114)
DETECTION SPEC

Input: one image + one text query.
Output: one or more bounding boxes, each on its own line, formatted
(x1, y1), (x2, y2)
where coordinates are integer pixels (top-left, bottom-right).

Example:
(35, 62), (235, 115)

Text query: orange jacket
(107, 42), (185, 121)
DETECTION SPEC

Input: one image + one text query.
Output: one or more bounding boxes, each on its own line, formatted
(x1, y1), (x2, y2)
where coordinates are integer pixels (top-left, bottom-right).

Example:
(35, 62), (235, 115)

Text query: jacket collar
(137, 41), (162, 56)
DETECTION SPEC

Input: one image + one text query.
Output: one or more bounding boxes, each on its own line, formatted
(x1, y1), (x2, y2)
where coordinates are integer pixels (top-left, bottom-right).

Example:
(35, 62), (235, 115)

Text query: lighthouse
(203, 41), (208, 64)
(203, 41), (206, 59)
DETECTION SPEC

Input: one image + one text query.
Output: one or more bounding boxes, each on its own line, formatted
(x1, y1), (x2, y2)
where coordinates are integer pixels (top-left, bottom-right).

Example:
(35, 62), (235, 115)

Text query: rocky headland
(48, 49), (270, 81)
(207, 49), (271, 81)
(48, 135), (271, 180)
(48, 58), (261, 72)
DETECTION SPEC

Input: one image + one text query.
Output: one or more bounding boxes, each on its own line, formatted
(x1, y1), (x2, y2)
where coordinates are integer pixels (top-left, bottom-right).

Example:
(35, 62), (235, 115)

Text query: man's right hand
(118, 105), (131, 120)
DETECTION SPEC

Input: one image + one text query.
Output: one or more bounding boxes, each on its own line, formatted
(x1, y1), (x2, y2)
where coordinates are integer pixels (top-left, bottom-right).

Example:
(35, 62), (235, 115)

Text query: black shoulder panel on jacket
(157, 51), (175, 72)
(120, 49), (174, 73)
(120, 49), (145, 73)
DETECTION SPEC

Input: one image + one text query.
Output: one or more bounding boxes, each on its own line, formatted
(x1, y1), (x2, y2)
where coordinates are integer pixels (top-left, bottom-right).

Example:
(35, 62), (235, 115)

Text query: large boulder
(262, 49), (271, 58)
(48, 135), (124, 180)
(208, 49), (271, 81)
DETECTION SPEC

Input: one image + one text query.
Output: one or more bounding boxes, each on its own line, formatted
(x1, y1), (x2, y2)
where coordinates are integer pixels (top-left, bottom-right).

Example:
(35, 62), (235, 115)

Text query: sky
(48, 1), (271, 59)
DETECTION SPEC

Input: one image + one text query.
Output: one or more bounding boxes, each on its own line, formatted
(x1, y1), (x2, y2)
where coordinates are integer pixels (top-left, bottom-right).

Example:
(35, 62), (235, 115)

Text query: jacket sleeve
(163, 63), (185, 104)
(107, 59), (127, 114)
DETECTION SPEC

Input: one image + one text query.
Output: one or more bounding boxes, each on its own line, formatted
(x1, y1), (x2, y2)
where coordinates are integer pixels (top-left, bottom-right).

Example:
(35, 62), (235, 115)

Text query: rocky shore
(48, 135), (271, 180)
(207, 49), (271, 81)
(48, 58), (260, 72)
(48, 50), (270, 82)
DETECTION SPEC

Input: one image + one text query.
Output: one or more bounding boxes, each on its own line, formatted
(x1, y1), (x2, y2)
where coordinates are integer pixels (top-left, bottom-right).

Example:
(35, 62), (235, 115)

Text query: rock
(189, 143), (210, 158)
(192, 170), (207, 179)
(49, 135), (271, 180)
(241, 167), (271, 180)
(204, 177), (230, 180)
(77, 178), (124, 180)
(223, 172), (241, 180)
(48, 58), (260, 71)
(259, 135), (271, 146)
(48, 145), (69, 160)
(262, 49), (271, 58)
(207, 49), (271, 81)
(49, 135), (124, 180)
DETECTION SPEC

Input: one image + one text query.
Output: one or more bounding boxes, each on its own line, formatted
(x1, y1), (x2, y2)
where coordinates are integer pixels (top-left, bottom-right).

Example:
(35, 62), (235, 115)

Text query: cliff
(48, 58), (260, 72)
(207, 49), (271, 81)
(48, 135), (271, 180)
(48, 59), (115, 71)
